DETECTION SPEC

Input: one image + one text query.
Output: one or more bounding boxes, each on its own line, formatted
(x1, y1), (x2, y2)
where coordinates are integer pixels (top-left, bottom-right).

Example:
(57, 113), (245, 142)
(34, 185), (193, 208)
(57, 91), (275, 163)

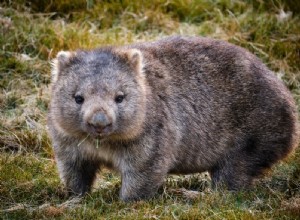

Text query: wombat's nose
(88, 113), (111, 132)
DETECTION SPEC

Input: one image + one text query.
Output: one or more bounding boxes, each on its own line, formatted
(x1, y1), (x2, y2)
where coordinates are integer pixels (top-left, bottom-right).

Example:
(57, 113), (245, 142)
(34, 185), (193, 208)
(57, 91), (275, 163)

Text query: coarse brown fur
(47, 36), (299, 201)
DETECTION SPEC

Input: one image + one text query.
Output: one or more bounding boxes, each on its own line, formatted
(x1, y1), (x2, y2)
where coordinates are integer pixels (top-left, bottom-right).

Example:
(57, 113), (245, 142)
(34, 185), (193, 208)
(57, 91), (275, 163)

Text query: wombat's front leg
(120, 168), (167, 202)
(54, 143), (100, 196)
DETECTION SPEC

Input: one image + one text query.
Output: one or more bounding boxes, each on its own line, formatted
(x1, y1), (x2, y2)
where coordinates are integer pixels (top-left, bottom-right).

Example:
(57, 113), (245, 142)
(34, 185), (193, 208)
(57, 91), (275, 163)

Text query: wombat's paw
(120, 191), (155, 202)
(120, 194), (145, 202)
(65, 185), (90, 198)
(66, 190), (86, 198)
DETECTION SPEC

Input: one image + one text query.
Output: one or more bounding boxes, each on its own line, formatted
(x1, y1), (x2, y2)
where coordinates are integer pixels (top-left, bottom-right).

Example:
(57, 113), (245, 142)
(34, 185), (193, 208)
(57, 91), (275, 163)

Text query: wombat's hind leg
(209, 161), (254, 191)
(209, 137), (262, 190)
(210, 135), (293, 190)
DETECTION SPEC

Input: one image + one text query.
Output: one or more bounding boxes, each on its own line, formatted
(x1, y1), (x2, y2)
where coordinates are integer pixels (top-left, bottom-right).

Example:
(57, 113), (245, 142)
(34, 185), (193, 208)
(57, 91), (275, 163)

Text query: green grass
(1, 0), (300, 219)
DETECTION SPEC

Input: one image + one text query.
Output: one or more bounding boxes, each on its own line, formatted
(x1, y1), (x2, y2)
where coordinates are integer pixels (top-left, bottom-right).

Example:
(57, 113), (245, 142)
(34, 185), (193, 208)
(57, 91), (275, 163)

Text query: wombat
(48, 36), (299, 201)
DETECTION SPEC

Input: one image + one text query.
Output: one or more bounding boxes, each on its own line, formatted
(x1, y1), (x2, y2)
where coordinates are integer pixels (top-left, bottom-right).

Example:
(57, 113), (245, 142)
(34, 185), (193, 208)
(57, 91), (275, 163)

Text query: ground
(0, 0), (300, 219)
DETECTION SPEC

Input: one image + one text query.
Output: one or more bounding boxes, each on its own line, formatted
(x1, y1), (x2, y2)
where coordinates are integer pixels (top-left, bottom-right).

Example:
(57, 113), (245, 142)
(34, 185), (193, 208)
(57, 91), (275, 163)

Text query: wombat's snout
(87, 112), (112, 134)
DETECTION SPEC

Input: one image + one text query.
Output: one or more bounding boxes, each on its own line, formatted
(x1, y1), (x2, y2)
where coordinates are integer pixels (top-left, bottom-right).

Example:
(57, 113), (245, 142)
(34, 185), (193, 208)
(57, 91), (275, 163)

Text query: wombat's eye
(75, 95), (84, 104)
(115, 94), (125, 104)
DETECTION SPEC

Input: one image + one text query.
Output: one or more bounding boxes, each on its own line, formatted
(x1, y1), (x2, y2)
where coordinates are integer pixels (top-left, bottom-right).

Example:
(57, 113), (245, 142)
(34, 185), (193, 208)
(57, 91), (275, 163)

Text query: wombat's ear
(118, 49), (144, 74)
(50, 51), (75, 82)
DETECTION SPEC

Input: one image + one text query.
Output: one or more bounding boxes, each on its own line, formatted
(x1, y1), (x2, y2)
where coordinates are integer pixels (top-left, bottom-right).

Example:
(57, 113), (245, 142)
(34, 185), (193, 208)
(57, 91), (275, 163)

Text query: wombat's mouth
(85, 123), (113, 139)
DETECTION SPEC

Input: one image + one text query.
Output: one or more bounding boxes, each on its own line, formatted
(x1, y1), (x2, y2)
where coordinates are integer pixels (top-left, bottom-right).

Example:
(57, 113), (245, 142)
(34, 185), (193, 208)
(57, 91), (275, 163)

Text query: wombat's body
(48, 36), (299, 201)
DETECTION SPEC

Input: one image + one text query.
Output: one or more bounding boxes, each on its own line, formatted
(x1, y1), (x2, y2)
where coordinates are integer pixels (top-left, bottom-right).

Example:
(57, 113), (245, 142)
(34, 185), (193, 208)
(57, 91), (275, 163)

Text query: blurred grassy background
(0, 0), (300, 219)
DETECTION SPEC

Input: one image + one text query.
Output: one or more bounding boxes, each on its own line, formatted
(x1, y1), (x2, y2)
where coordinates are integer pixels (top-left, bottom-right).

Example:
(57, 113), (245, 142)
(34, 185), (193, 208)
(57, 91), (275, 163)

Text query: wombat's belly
(167, 141), (229, 175)
(169, 165), (209, 175)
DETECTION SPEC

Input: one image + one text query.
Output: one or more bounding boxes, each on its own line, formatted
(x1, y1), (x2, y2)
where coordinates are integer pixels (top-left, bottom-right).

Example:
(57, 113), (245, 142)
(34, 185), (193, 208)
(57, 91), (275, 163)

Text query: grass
(0, 0), (300, 219)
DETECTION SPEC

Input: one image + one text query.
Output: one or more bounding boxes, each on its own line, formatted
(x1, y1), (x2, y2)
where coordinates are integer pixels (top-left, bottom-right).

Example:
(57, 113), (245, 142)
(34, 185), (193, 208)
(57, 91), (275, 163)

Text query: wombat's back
(130, 36), (299, 178)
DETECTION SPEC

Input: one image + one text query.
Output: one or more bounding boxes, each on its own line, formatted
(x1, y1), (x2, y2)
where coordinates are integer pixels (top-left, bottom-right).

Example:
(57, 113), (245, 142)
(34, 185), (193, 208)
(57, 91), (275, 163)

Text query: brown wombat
(48, 36), (299, 201)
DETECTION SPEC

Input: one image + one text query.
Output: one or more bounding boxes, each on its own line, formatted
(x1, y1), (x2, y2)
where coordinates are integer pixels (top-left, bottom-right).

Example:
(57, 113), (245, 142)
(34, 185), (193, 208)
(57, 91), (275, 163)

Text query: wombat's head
(49, 48), (147, 140)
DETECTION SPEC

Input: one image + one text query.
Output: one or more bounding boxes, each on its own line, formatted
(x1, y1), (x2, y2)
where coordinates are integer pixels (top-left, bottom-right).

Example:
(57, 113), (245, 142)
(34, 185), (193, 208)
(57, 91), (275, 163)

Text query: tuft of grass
(0, 0), (299, 219)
